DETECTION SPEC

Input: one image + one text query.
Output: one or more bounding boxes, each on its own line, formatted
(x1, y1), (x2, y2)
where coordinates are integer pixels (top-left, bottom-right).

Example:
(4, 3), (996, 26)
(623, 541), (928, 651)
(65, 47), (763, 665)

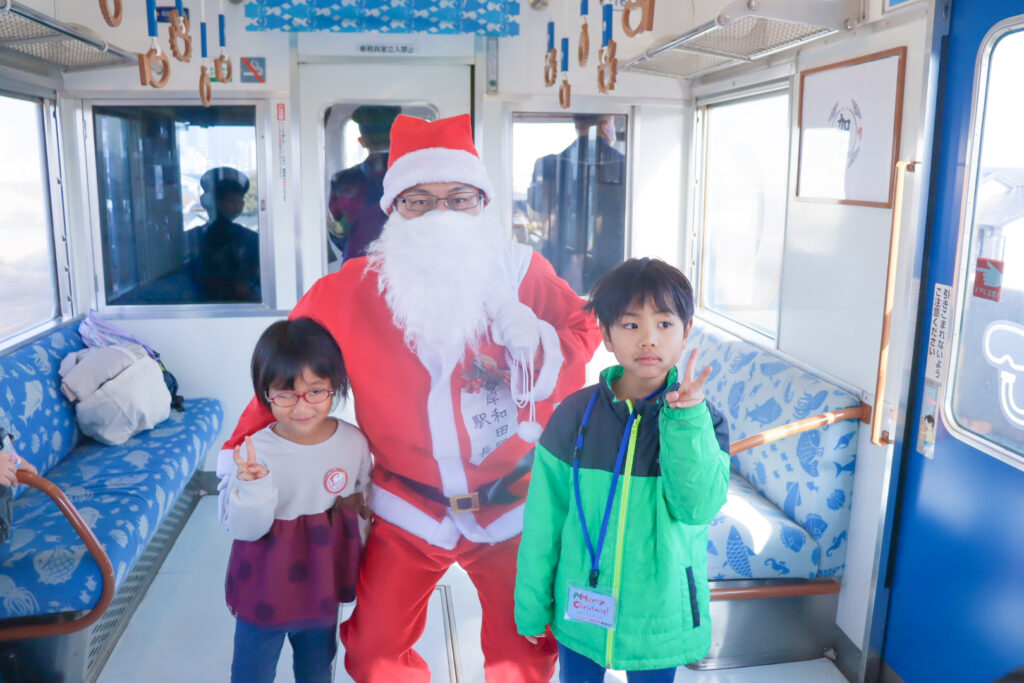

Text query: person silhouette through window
(192, 167), (260, 303)
(327, 105), (402, 268)
(527, 114), (626, 294)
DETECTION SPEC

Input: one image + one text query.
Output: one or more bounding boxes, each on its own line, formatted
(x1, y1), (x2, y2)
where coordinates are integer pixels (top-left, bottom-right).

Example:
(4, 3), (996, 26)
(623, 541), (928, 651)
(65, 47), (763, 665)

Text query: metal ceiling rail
(0, 1), (135, 72)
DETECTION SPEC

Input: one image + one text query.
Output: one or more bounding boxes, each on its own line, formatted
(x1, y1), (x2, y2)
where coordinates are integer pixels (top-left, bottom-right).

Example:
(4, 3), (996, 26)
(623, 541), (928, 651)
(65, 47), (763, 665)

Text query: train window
(699, 90), (789, 338)
(91, 105), (263, 307)
(511, 112), (628, 295)
(945, 26), (1024, 464)
(0, 93), (61, 341)
(322, 103), (437, 273)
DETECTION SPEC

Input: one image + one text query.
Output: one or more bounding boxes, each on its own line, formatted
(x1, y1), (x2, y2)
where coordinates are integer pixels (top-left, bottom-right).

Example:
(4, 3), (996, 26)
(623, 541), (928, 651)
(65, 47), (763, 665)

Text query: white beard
(366, 209), (512, 367)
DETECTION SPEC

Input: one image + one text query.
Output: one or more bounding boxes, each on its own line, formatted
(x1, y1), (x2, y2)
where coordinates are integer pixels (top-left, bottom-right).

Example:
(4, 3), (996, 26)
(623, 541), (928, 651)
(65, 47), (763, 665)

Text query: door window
(511, 113), (629, 295)
(946, 27), (1024, 464)
(322, 103), (436, 272)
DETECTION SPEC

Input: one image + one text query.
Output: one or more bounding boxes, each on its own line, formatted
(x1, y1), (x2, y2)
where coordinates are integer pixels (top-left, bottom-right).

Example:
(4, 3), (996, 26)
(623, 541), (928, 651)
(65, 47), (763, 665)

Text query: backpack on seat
(59, 344), (172, 445)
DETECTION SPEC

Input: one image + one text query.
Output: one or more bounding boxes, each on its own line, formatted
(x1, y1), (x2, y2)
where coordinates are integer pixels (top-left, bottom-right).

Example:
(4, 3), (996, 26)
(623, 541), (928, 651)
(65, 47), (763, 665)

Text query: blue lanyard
(572, 383), (663, 588)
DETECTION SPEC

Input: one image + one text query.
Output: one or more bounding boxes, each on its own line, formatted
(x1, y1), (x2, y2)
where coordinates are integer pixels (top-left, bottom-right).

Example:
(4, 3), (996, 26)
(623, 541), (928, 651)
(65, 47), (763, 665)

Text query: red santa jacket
(224, 243), (600, 549)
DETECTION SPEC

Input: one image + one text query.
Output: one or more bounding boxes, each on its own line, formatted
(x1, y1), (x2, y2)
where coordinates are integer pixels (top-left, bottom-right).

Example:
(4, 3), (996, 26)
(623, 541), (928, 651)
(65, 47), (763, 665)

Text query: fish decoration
(759, 361), (789, 377)
(794, 390), (828, 419)
(727, 381), (746, 419)
(779, 526), (805, 552)
(747, 398), (782, 427)
(724, 526), (756, 578)
(754, 461), (767, 486)
(826, 489), (846, 510)
(796, 431), (823, 477)
(729, 351), (757, 373)
(803, 513), (828, 539)
(826, 530), (847, 557)
(783, 481), (801, 519)
(834, 459), (856, 477)
(836, 431), (855, 450)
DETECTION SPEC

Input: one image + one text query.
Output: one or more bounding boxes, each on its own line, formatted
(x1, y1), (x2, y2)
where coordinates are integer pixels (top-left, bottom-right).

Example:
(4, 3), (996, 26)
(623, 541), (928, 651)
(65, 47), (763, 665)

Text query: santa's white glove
(491, 301), (541, 359)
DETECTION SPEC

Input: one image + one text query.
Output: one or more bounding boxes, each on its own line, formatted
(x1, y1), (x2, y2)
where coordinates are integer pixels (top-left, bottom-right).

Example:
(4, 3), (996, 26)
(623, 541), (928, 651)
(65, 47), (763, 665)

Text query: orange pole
(0, 471), (115, 641)
(871, 160), (919, 446)
(711, 579), (841, 600)
(730, 404), (871, 456)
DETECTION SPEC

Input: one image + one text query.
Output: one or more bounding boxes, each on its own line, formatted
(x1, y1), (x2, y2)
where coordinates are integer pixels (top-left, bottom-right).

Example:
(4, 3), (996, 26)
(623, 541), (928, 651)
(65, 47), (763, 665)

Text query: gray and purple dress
(220, 418), (371, 630)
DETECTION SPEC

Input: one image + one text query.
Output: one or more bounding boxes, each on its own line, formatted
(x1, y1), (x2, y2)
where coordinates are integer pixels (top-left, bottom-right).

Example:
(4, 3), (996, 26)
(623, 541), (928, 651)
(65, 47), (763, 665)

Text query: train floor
(97, 496), (849, 683)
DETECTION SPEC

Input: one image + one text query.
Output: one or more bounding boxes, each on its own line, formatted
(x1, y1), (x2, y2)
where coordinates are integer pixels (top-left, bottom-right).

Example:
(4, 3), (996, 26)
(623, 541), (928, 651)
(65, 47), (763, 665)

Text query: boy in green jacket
(514, 257), (731, 681)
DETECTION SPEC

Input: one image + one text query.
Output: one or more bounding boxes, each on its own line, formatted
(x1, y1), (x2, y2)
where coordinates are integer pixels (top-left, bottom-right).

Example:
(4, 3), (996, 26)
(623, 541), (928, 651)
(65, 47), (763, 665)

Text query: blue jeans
(231, 619), (336, 683)
(557, 641), (677, 683)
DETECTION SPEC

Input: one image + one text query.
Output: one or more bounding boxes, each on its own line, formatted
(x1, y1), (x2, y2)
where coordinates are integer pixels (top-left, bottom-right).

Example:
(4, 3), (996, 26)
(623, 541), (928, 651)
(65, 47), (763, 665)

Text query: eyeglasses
(265, 388), (335, 408)
(395, 191), (482, 214)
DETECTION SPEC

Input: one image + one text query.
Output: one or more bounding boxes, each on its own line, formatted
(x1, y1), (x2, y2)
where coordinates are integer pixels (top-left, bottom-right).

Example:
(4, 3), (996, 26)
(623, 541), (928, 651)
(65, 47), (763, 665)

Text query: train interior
(0, 0), (1022, 681)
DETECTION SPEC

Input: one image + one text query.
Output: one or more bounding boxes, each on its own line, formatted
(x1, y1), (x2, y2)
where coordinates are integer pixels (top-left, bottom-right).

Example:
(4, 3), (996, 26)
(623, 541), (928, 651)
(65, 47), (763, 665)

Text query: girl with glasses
(219, 318), (371, 683)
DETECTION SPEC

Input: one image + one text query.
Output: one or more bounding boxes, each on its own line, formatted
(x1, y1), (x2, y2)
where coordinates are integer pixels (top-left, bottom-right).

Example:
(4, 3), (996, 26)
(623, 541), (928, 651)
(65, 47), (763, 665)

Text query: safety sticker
(973, 257), (1003, 302)
(925, 283), (952, 384)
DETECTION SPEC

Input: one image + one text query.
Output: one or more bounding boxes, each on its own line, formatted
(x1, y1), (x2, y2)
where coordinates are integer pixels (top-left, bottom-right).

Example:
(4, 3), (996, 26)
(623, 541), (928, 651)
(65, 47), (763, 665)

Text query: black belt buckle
(449, 492), (480, 512)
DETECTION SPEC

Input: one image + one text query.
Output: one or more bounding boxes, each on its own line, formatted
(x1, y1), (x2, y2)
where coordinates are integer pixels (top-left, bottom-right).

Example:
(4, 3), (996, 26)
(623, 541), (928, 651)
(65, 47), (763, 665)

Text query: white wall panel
(772, 18), (930, 651)
(631, 103), (689, 266)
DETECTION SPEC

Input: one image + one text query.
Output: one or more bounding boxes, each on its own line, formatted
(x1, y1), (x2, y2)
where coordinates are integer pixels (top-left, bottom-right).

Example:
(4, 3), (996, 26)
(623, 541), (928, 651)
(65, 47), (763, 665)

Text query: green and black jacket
(515, 365), (731, 670)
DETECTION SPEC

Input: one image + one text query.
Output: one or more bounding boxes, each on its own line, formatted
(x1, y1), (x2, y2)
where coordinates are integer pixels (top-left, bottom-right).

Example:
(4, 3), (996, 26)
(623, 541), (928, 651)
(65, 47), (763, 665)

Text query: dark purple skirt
(225, 505), (363, 630)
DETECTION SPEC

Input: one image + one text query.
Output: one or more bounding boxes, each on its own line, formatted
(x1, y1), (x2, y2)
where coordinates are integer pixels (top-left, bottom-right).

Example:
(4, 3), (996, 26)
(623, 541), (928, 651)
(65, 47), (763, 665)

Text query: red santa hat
(379, 114), (495, 213)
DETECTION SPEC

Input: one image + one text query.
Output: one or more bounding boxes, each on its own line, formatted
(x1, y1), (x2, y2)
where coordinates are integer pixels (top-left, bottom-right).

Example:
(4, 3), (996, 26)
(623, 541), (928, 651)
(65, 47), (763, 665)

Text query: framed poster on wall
(796, 46), (907, 208)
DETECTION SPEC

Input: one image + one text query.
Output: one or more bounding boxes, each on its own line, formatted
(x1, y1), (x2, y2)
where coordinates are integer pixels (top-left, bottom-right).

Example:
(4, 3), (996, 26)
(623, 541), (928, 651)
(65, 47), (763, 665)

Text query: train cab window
(91, 105), (262, 307)
(322, 103), (436, 273)
(946, 27), (1024, 464)
(511, 112), (628, 295)
(698, 90), (789, 338)
(0, 93), (62, 342)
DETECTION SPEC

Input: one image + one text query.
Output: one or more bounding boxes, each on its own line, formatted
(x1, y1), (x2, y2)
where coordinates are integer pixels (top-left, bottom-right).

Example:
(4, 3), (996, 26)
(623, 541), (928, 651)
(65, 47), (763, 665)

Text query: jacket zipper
(605, 404), (641, 669)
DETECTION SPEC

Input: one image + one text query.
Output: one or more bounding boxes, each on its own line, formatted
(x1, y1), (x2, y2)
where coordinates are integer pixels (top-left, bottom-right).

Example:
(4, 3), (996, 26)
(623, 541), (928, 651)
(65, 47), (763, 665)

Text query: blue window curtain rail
(245, 1), (521, 36)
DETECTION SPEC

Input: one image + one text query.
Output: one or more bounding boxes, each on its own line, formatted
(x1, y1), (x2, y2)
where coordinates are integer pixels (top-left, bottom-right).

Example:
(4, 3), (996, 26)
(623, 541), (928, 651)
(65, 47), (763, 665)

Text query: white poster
(797, 48), (906, 207)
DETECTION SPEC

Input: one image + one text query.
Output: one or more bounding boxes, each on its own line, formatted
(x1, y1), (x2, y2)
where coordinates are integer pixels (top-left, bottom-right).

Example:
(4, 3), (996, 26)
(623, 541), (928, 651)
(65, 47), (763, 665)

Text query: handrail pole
(711, 579), (841, 600)
(0, 471), (115, 641)
(729, 403), (871, 456)
(871, 160), (919, 446)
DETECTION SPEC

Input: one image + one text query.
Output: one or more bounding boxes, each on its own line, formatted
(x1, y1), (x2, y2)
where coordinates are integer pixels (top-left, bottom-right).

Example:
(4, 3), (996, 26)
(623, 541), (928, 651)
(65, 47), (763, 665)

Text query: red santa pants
(339, 518), (557, 682)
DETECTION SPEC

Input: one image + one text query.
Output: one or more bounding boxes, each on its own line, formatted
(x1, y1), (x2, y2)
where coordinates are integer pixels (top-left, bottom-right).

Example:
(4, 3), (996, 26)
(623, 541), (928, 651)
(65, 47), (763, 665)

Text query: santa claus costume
(221, 114), (601, 682)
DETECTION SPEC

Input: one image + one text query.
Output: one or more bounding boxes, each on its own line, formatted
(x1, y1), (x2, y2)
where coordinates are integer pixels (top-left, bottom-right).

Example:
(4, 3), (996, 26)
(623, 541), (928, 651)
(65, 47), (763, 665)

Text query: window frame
(691, 80), (793, 345)
(0, 83), (74, 351)
(941, 18), (1024, 472)
(83, 98), (276, 316)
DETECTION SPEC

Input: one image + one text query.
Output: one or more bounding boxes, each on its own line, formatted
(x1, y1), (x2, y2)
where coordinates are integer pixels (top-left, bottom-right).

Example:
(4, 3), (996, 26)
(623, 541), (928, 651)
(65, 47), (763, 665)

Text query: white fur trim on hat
(380, 147), (495, 212)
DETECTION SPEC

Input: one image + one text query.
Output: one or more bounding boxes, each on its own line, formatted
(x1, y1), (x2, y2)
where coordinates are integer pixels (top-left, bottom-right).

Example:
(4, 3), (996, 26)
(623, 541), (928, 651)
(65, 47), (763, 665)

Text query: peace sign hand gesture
(233, 436), (269, 482)
(665, 349), (712, 409)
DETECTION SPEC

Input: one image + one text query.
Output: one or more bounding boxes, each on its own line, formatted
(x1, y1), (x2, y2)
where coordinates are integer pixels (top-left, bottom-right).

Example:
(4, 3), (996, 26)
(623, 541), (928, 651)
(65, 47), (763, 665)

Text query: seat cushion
(691, 322), (859, 578)
(708, 473), (820, 580)
(0, 326), (85, 491)
(0, 399), (222, 618)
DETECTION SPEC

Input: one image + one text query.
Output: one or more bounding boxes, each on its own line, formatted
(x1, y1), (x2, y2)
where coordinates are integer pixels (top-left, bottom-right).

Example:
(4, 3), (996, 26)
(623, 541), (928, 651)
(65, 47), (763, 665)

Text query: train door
(296, 62), (472, 289)
(882, 3), (1024, 681)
